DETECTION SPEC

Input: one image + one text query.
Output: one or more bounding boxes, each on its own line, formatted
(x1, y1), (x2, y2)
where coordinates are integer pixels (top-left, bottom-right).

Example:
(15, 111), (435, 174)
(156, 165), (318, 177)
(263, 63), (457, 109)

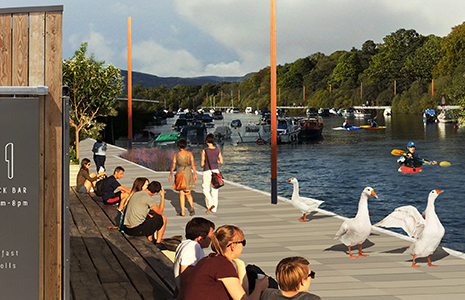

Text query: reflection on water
(164, 113), (465, 252)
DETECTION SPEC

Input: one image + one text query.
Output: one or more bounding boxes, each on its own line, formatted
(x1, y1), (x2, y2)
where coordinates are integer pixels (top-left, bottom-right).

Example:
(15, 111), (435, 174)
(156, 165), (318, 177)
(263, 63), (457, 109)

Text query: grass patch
(120, 147), (174, 171)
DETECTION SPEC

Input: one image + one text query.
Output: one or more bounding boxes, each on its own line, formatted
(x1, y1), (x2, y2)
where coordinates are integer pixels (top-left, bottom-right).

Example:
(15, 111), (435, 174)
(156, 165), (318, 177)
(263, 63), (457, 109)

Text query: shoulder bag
(205, 148), (224, 189)
(173, 153), (188, 191)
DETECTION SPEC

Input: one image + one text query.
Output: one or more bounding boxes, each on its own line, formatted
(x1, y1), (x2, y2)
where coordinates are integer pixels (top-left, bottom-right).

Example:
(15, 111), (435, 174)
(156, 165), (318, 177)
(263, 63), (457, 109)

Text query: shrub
(69, 146), (79, 164)
(120, 147), (174, 171)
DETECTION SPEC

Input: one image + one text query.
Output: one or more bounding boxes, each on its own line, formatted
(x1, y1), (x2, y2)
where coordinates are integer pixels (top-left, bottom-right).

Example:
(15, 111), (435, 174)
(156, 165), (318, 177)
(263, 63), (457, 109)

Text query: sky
(3, 1), (465, 78)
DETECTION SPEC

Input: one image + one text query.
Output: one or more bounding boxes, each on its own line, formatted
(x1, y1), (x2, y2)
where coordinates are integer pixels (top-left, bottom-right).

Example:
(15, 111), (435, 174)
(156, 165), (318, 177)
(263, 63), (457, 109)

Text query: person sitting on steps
(123, 181), (167, 249)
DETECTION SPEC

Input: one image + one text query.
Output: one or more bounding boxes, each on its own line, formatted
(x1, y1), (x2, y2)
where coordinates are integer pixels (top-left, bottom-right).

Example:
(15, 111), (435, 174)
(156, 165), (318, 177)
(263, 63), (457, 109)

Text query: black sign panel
(0, 98), (39, 299)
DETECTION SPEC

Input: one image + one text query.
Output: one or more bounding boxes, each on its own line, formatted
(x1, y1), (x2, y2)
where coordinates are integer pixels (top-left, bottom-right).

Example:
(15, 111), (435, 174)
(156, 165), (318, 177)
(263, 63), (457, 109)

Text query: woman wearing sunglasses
(179, 225), (268, 300)
(260, 256), (320, 300)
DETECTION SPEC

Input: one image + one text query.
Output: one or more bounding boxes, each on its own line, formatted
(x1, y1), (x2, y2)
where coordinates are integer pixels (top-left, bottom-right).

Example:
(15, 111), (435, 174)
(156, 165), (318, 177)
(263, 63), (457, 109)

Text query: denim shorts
(78, 185), (88, 193)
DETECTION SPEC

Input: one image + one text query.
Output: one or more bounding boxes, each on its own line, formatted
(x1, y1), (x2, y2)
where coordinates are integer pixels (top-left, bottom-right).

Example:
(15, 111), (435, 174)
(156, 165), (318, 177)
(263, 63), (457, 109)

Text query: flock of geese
(286, 178), (445, 267)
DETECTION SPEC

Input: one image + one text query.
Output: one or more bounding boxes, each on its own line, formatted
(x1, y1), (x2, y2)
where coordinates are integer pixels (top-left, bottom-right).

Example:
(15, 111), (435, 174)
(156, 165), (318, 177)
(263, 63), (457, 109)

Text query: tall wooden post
(127, 17), (133, 149)
(303, 86), (305, 105)
(360, 82), (363, 105)
(432, 79), (434, 98)
(270, 0), (277, 204)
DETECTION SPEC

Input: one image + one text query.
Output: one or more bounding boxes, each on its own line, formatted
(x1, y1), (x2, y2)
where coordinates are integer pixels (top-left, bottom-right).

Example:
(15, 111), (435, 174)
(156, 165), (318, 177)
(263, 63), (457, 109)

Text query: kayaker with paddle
(369, 118), (378, 128)
(397, 141), (437, 168)
(343, 120), (350, 129)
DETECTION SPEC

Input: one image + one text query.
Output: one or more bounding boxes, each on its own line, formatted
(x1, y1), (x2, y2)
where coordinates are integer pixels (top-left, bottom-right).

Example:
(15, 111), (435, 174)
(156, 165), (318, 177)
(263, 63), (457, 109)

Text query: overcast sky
(3, 1), (465, 77)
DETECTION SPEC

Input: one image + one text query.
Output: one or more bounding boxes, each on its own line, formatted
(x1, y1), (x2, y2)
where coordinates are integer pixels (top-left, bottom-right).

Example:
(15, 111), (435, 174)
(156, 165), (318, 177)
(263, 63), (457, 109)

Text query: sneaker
(190, 207), (195, 216)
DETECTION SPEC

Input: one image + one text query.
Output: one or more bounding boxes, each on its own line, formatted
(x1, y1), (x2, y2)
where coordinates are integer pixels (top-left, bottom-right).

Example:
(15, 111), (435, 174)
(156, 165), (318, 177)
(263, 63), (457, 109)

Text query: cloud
(53, 0), (465, 77)
(130, 40), (203, 77)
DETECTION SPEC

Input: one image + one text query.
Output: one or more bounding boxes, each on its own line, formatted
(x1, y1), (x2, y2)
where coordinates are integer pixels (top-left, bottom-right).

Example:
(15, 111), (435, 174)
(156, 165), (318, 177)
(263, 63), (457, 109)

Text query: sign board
(0, 98), (40, 299)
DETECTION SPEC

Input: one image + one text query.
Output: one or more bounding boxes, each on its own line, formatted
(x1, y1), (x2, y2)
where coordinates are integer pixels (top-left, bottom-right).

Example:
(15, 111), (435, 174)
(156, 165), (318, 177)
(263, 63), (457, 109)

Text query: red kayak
(398, 166), (422, 173)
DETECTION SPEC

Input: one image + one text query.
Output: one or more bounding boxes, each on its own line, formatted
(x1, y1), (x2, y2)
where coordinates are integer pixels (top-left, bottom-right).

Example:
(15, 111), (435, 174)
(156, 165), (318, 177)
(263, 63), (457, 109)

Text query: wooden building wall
(0, 6), (64, 299)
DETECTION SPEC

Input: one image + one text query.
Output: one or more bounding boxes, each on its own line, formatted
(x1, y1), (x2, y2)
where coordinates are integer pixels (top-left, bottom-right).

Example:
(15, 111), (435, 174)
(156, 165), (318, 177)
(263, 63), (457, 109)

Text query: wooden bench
(70, 187), (175, 300)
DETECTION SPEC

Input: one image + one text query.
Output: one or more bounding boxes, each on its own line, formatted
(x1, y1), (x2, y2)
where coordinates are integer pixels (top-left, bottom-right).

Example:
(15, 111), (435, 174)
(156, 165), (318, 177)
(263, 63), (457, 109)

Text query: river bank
(116, 112), (465, 252)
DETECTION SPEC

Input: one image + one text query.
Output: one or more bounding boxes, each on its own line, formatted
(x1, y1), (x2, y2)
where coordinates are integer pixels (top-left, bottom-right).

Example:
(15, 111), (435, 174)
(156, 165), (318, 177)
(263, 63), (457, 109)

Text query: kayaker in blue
(397, 142), (437, 168)
(369, 118), (378, 128)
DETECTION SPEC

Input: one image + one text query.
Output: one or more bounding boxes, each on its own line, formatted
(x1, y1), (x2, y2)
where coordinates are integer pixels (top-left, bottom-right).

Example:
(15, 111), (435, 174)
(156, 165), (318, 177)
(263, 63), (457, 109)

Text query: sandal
(189, 207), (195, 216)
(176, 213), (185, 217)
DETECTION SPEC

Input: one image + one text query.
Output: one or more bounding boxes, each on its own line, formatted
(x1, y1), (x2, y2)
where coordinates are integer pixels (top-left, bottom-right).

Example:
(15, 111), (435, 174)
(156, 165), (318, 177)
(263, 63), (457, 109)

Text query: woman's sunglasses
(308, 271), (315, 279)
(227, 239), (246, 247)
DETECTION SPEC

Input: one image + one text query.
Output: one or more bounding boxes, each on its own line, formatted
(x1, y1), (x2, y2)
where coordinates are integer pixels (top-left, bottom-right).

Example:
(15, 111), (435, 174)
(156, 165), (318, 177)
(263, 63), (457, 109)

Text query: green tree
(403, 35), (442, 82)
(63, 42), (124, 159)
(328, 51), (361, 89)
(362, 29), (426, 93)
(434, 22), (465, 76)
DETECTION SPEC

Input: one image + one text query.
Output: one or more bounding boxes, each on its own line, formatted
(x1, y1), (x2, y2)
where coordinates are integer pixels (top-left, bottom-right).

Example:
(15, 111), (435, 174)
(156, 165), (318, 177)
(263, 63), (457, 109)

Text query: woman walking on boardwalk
(201, 133), (223, 214)
(169, 139), (197, 216)
(92, 138), (107, 173)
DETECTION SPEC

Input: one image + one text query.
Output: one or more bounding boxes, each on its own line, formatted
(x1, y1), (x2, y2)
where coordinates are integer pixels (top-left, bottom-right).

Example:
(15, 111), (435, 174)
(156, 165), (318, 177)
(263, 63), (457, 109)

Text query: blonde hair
(275, 256), (310, 291)
(210, 225), (244, 256)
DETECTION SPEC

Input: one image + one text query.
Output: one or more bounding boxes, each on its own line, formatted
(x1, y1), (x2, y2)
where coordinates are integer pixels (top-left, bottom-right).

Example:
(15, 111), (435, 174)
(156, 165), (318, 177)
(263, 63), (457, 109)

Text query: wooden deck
(70, 138), (465, 300)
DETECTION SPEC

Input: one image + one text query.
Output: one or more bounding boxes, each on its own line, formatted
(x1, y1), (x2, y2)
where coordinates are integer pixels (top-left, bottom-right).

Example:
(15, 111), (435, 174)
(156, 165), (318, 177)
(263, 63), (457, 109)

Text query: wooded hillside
(129, 23), (465, 114)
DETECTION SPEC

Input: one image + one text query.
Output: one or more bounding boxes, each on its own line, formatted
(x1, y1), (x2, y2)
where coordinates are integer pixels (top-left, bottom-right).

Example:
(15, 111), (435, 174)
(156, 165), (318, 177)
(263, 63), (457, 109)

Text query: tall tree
(434, 22), (465, 76)
(362, 29), (426, 93)
(63, 42), (124, 159)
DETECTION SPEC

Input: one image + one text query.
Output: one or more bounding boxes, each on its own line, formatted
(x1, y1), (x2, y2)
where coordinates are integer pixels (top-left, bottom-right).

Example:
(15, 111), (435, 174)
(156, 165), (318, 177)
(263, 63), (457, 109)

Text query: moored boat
(342, 108), (355, 118)
(437, 109), (456, 123)
(423, 109), (437, 123)
(354, 109), (371, 118)
(277, 118), (300, 143)
(235, 123), (271, 144)
(298, 117), (324, 140)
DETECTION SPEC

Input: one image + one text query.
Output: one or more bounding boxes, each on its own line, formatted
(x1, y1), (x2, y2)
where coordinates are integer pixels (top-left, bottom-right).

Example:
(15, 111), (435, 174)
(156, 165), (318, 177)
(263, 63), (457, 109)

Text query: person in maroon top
(179, 225), (268, 300)
(201, 133), (223, 214)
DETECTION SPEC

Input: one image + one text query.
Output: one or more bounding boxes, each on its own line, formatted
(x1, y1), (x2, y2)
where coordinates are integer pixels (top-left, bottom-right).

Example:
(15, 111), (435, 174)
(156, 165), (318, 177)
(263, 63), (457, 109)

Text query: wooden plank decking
(70, 138), (465, 300)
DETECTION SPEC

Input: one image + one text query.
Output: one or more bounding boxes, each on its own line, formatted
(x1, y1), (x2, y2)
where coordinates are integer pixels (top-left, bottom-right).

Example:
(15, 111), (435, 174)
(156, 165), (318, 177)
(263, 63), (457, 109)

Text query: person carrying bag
(169, 139), (197, 216)
(201, 134), (223, 214)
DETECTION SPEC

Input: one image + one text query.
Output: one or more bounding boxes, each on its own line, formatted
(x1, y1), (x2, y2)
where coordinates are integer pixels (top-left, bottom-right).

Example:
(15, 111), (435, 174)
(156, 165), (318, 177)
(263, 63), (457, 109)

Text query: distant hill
(120, 70), (251, 89)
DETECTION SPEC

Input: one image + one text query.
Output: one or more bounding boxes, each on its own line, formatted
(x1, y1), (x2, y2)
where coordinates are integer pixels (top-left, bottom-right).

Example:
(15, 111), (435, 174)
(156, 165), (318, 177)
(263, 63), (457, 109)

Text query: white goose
(334, 187), (378, 258)
(375, 190), (444, 267)
(286, 178), (324, 222)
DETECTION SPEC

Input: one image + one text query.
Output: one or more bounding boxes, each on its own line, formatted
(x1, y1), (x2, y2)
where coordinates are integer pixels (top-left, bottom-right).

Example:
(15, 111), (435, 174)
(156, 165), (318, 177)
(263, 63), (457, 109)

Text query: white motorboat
(235, 123), (271, 144)
(437, 109), (456, 123)
(342, 108), (355, 118)
(277, 118), (300, 143)
(354, 109), (371, 118)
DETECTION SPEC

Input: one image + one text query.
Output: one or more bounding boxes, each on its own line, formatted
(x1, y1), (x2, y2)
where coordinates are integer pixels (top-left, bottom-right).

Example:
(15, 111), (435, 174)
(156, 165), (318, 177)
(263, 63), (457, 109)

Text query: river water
(151, 112), (465, 253)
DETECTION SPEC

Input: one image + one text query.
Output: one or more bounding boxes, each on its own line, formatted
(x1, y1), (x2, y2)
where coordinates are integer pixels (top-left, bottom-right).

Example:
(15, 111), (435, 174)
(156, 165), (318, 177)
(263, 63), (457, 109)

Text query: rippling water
(160, 112), (465, 253)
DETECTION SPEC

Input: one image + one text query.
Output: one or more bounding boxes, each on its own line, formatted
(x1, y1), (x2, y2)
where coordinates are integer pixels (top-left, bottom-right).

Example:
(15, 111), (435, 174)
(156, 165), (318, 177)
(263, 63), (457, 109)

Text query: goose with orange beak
(335, 187), (378, 258)
(375, 190), (445, 267)
(286, 178), (324, 222)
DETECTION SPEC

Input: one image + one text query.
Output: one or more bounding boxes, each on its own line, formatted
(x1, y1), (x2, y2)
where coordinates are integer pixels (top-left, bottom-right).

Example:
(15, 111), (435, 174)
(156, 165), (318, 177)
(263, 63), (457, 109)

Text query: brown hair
(210, 225), (243, 256)
(130, 177), (149, 194)
(177, 139), (187, 149)
(80, 158), (91, 172)
(121, 177), (149, 210)
(205, 133), (215, 144)
(275, 256), (310, 291)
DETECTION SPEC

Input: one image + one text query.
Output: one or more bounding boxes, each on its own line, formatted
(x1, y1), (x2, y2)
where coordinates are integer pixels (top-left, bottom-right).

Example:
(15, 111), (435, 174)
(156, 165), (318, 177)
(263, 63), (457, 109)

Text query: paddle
(391, 149), (406, 156)
(391, 149), (451, 167)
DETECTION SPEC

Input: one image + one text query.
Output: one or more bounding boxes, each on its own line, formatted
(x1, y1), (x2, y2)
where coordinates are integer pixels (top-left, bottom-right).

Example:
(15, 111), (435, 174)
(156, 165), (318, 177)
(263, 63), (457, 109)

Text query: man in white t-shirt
(173, 217), (215, 298)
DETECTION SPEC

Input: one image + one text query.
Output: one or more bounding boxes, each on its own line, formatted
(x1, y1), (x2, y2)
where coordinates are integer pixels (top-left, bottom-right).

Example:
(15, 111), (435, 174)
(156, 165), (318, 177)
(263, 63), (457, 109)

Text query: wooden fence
(0, 5), (64, 299)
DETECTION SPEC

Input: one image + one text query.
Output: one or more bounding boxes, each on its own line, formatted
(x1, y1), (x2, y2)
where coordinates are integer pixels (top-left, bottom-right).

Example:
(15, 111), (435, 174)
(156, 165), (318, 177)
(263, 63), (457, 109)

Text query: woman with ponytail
(180, 225), (268, 300)
(118, 177), (149, 211)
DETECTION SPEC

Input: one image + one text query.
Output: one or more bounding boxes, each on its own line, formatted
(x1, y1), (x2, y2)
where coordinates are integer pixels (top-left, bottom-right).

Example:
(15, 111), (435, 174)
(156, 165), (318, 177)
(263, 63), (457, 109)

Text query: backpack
(94, 176), (108, 197)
